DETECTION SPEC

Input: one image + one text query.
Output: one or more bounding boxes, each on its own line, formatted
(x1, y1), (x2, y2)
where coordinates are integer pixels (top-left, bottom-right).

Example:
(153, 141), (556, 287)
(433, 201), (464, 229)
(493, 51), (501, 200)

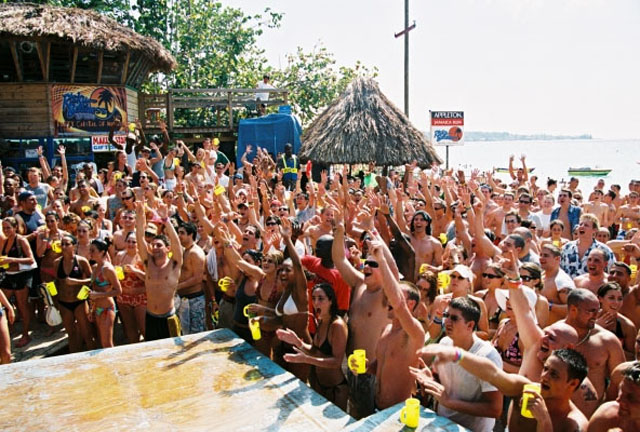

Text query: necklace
(576, 329), (592, 346)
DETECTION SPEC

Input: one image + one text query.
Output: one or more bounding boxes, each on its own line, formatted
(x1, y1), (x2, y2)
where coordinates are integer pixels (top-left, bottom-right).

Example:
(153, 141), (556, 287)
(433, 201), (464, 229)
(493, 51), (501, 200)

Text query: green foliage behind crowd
(37, 0), (377, 125)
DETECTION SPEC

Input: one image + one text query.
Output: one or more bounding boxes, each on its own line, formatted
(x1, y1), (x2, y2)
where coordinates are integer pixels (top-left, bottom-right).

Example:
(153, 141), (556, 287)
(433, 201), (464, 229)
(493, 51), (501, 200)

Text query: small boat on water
(495, 167), (535, 174)
(567, 167), (612, 176)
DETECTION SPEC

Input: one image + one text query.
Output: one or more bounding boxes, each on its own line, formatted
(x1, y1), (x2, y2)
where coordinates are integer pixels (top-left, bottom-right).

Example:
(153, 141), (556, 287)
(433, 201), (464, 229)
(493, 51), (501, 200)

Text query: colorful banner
(430, 111), (464, 146)
(52, 85), (127, 136)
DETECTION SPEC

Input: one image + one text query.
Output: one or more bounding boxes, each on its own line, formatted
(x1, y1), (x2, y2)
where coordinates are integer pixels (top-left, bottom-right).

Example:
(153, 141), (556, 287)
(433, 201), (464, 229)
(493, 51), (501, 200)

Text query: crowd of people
(0, 123), (638, 431)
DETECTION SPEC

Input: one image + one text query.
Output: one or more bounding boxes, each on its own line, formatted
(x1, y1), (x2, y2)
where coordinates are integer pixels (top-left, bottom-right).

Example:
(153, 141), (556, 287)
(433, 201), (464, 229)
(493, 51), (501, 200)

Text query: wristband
(506, 278), (523, 289)
(454, 348), (464, 364)
(432, 316), (443, 326)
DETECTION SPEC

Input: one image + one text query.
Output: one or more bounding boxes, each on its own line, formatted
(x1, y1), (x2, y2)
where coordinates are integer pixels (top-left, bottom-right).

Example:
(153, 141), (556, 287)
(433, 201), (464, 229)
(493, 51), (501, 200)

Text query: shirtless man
(409, 210), (443, 274)
(606, 328), (639, 401)
(112, 209), (136, 254)
(365, 242), (424, 410)
(573, 249), (609, 294)
(614, 191), (640, 231)
(583, 189), (610, 228)
(551, 189), (582, 239)
(486, 192), (515, 236)
(565, 289), (625, 417)
(303, 206), (334, 251)
(539, 243), (575, 324)
(69, 179), (97, 217)
(588, 361), (640, 432)
(332, 219), (390, 419)
(135, 201), (183, 341)
(175, 222), (206, 335)
(610, 262), (640, 328)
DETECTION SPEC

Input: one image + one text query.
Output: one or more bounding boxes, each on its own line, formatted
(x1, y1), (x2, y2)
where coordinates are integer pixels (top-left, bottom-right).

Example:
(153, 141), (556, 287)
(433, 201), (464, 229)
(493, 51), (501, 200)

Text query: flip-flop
(15, 336), (31, 348)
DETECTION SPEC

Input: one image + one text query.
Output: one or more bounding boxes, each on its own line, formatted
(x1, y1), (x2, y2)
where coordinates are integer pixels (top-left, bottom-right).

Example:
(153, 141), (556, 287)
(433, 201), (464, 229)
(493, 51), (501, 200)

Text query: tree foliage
(35, 0), (376, 127)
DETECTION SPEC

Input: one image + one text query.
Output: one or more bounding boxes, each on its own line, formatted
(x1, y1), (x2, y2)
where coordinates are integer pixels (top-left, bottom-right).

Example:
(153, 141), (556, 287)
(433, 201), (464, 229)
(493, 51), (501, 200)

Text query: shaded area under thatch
(299, 77), (442, 167)
(0, 2), (176, 73)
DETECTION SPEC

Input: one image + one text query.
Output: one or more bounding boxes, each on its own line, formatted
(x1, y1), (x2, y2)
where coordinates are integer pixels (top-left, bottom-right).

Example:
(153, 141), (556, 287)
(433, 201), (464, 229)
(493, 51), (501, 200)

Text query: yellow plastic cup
(129, 122), (136, 132)
(249, 317), (261, 341)
(77, 285), (91, 300)
(348, 349), (367, 374)
(51, 240), (62, 254)
(173, 157), (181, 167)
(115, 266), (125, 281)
(0, 256), (8, 270)
(437, 272), (451, 295)
(631, 264), (638, 280)
(218, 276), (233, 292)
(419, 263), (430, 275)
(399, 397), (420, 428)
(113, 172), (123, 181)
(243, 304), (253, 318)
(626, 221), (633, 230)
(521, 382), (542, 418)
(439, 233), (448, 245)
(552, 240), (561, 247)
(81, 206), (91, 214)
(214, 184), (226, 196)
(45, 281), (57, 296)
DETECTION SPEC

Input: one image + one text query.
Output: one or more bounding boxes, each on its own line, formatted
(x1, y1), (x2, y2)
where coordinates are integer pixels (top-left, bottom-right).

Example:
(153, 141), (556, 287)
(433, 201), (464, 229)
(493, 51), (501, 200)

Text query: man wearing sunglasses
(413, 297), (503, 431)
(516, 193), (542, 237)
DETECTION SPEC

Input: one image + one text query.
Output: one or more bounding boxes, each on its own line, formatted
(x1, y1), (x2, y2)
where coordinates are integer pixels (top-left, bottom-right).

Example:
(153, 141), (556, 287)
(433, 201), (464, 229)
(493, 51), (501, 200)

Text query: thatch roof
(299, 77), (442, 167)
(0, 2), (176, 73)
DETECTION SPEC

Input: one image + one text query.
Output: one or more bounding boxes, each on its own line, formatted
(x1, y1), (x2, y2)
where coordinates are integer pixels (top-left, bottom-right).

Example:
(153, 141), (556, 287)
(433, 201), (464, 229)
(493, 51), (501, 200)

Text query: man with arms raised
(135, 201), (183, 340)
(413, 297), (502, 431)
(588, 361), (640, 432)
(564, 289), (625, 417)
(416, 345), (588, 432)
(332, 218), (390, 419)
(175, 222), (206, 335)
(408, 210), (443, 276)
(540, 243), (575, 324)
(365, 241), (424, 410)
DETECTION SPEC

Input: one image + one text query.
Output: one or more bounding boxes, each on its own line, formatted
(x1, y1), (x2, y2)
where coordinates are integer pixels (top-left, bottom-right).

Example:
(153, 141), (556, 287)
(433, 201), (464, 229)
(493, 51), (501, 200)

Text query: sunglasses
(450, 274), (466, 280)
(519, 200), (531, 204)
(442, 312), (462, 323)
(145, 231), (155, 236)
(482, 273), (501, 279)
(123, 195), (134, 200)
(521, 275), (538, 281)
(266, 222), (277, 226)
(363, 260), (379, 268)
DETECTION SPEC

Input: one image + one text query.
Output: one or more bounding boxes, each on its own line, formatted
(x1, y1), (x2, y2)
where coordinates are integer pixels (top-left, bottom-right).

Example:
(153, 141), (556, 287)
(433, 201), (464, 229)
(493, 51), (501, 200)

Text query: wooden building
(0, 3), (176, 171)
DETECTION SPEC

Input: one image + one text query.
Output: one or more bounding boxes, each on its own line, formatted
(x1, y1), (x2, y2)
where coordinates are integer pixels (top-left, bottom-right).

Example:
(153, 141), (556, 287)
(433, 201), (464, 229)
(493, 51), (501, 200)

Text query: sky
(226, 0), (640, 139)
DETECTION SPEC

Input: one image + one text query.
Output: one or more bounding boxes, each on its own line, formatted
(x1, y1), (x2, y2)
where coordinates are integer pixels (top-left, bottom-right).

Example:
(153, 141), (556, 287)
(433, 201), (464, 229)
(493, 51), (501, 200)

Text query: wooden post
(9, 41), (23, 82)
(70, 46), (78, 83)
(44, 41), (51, 81)
(121, 50), (131, 85)
(404, 0), (409, 117)
(167, 90), (174, 132)
(227, 90), (233, 130)
(97, 50), (104, 84)
(35, 41), (47, 81)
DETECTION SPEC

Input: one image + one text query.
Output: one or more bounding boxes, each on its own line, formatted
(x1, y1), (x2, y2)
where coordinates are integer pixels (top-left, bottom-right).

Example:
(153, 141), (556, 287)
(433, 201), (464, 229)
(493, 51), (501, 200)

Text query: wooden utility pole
(394, 2), (415, 117)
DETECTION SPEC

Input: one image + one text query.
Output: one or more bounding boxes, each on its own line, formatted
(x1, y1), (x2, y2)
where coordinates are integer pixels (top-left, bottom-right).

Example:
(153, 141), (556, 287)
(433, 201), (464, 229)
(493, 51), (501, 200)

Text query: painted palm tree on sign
(97, 89), (114, 113)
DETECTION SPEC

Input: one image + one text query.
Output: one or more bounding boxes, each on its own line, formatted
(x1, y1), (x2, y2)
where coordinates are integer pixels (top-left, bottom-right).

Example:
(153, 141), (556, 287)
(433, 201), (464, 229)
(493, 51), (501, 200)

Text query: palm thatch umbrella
(0, 2), (176, 73)
(299, 77), (442, 167)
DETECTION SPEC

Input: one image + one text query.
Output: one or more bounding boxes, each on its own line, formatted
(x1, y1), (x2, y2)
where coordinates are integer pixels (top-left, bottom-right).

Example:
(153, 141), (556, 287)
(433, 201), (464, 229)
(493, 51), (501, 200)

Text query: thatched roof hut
(299, 78), (442, 167)
(0, 2), (176, 74)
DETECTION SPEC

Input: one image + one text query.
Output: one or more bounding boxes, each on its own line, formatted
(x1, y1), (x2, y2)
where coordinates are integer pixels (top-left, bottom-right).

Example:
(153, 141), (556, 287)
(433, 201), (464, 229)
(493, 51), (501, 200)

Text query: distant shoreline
(464, 132), (592, 142)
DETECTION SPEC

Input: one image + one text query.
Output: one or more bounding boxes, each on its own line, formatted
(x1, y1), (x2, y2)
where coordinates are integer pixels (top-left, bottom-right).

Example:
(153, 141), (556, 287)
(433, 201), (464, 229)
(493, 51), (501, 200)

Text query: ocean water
(433, 138), (640, 194)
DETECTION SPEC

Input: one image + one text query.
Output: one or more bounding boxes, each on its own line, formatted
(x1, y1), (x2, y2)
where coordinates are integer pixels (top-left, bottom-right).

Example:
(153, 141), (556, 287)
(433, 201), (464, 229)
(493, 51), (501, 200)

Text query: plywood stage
(0, 329), (353, 431)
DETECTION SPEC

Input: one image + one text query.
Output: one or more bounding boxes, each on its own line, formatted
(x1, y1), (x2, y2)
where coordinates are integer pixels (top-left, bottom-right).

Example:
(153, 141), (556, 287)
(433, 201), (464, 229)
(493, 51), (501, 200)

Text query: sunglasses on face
(364, 260), (379, 268)
(521, 275), (537, 281)
(442, 312), (462, 323)
(482, 273), (501, 279)
(519, 200), (531, 204)
(123, 195), (134, 200)
(266, 222), (277, 226)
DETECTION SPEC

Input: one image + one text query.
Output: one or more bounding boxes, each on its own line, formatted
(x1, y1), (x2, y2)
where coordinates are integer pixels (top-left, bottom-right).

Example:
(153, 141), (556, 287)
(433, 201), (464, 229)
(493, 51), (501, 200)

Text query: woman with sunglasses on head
(0, 217), (36, 348)
(415, 270), (438, 333)
(519, 262), (550, 327)
(114, 231), (146, 343)
(262, 215), (283, 254)
(597, 282), (638, 361)
(54, 234), (94, 352)
(88, 238), (121, 348)
(75, 219), (94, 261)
(475, 263), (506, 338)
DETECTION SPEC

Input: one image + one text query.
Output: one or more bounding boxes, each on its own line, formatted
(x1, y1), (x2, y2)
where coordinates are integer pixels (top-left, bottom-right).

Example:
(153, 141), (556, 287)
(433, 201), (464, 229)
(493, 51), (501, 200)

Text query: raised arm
(331, 214), (364, 288)
(109, 121), (124, 150)
(158, 203), (183, 268)
(135, 200), (149, 262)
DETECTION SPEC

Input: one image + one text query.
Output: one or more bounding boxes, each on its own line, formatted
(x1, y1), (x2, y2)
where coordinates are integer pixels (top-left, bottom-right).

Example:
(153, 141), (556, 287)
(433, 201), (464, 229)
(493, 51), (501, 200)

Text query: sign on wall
(52, 85), (127, 136)
(430, 111), (464, 146)
(91, 134), (125, 152)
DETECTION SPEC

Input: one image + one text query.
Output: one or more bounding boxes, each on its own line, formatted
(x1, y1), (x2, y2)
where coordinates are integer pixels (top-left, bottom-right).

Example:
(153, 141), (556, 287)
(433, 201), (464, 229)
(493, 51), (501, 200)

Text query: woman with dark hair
(415, 270), (438, 332)
(262, 215), (283, 253)
(75, 219), (94, 260)
(36, 211), (66, 284)
(113, 150), (133, 177)
(88, 238), (121, 348)
(476, 263), (505, 338)
(54, 233), (94, 352)
(0, 217), (36, 347)
(114, 231), (146, 343)
(520, 262), (549, 327)
(597, 282), (637, 360)
(277, 282), (348, 410)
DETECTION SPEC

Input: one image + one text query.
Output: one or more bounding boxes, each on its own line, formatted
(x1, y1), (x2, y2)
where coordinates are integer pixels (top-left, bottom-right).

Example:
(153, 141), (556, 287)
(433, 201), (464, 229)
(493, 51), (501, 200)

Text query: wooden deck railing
(139, 88), (289, 134)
